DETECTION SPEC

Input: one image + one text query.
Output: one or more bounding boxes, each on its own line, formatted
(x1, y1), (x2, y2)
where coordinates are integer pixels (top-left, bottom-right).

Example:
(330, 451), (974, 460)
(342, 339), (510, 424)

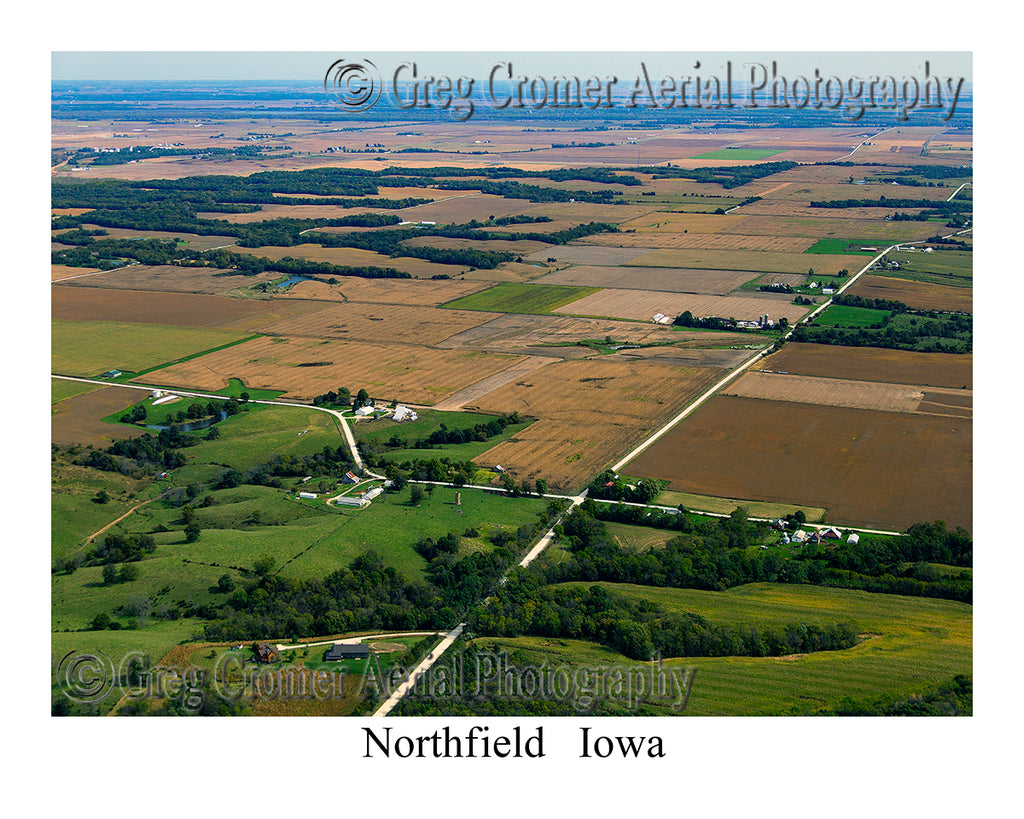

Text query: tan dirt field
(752, 342), (972, 389)
(76, 225), (238, 250)
(400, 236), (551, 255)
(278, 276), (492, 305)
(51, 386), (148, 447)
(624, 248), (866, 277)
(257, 302), (494, 346)
(847, 274), (973, 313)
(52, 285), (328, 332)
(393, 194), (539, 223)
(624, 394), (972, 532)
(196, 204), (385, 223)
(554, 288), (811, 324)
(135, 335), (526, 403)
(721, 371), (972, 417)
(470, 359), (728, 491)
(532, 265), (756, 295)
(432, 356), (563, 411)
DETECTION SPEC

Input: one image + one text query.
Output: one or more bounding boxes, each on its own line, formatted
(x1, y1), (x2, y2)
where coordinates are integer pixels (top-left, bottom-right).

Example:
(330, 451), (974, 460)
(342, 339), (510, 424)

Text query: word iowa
(580, 727), (665, 758)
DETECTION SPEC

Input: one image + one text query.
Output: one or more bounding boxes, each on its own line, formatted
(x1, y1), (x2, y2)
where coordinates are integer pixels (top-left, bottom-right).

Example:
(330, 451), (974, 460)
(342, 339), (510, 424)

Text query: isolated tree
(119, 562), (139, 583)
(216, 574), (234, 593)
(206, 425), (221, 440)
(91, 612), (112, 631)
(93, 489), (110, 504)
(355, 388), (370, 408)
(102, 563), (118, 586)
(535, 478), (548, 496)
(409, 485), (425, 506)
(184, 521), (201, 543)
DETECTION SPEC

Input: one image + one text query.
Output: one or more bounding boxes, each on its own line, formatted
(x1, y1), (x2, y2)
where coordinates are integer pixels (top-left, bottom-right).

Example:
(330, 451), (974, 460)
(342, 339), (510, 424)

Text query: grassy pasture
(690, 148), (786, 160)
(442, 283), (601, 315)
(813, 305), (892, 328)
(805, 238), (885, 255)
(476, 581), (970, 715)
(880, 249), (972, 287)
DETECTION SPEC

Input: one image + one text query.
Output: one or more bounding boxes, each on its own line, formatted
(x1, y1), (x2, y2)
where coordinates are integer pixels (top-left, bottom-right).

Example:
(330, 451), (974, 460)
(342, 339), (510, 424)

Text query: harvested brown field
(523, 245), (650, 266)
(625, 248), (865, 277)
(56, 264), (281, 295)
(617, 212), (747, 234)
(51, 207), (94, 217)
(555, 289), (810, 324)
(76, 225), (237, 250)
(522, 202), (660, 223)
(394, 194), (538, 223)
(753, 342), (973, 389)
(136, 335), (526, 403)
(625, 395), (972, 532)
(709, 215), (939, 242)
(470, 359), (728, 490)
(196, 204), (383, 223)
(278, 276), (491, 305)
(611, 346), (762, 369)
(847, 274), (972, 313)
(432, 356), (562, 410)
(580, 232), (815, 252)
(51, 385), (148, 447)
(257, 302), (493, 346)
(734, 199), (928, 221)
(231, 244), (474, 278)
(532, 265), (755, 295)
(721, 371), (971, 417)
(759, 182), (953, 202)
(400, 235), (550, 255)
(51, 285), (327, 332)
(435, 312), (738, 353)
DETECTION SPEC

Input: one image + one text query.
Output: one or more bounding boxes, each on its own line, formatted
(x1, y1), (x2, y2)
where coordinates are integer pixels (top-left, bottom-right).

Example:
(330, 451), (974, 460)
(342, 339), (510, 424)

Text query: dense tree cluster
(641, 161), (798, 188)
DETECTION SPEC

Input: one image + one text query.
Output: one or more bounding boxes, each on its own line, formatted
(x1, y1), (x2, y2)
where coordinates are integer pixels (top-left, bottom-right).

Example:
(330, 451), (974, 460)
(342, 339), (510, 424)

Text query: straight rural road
(372, 623), (466, 717)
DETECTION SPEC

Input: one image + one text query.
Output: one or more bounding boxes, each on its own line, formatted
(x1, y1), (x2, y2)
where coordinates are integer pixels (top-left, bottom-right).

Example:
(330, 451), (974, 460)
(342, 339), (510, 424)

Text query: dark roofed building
(253, 641), (279, 663)
(324, 643), (371, 662)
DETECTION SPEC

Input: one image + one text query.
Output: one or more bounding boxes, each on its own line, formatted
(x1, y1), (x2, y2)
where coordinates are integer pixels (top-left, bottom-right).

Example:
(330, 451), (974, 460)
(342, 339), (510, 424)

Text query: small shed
(847, 533), (861, 545)
(354, 405), (374, 417)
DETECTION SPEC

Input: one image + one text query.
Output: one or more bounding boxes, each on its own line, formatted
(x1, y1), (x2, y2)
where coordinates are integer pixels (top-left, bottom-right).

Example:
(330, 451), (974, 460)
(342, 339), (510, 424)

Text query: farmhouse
(324, 643), (371, 662)
(253, 642), (279, 663)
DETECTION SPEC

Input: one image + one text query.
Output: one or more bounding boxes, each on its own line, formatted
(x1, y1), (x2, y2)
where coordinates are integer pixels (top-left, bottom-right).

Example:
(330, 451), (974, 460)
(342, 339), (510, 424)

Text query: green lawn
(442, 283), (601, 315)
(52, 379), (99, 405)
(690, 148), (786, 160)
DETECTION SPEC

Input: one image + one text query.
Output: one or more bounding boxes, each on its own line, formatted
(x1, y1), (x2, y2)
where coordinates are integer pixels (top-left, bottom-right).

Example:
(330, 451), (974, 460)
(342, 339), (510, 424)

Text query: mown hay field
(753, 342), (973, 389)
(135, 335), (526, 403)
(624, 394), (972, 532)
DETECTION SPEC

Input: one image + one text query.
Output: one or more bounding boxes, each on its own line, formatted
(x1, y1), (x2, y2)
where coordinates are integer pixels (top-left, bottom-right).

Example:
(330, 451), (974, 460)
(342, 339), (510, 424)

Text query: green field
(879, 249), (973, 287)
(52, 379), (99, 405)
(813, 304), (892, 328)
(690, 148), (786, 160)
(654, 490), (827, 522)
(442, 283), (601, 315)
(51, 320), (255, 377)
(476, 581), (971, 715)
(805, 239), (884, 255)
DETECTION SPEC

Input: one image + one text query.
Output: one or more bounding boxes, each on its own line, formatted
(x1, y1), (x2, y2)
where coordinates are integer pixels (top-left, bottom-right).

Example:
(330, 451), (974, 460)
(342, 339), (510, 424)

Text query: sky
(51, 51), (972, 84)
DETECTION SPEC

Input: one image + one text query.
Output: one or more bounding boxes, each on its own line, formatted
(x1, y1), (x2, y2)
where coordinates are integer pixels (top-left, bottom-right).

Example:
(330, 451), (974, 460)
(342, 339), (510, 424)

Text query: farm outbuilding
(253, 642), (279, 663)
(324, 643), (371, 662)
(298, 491), (317, 499)
(847, 533), (861, 545)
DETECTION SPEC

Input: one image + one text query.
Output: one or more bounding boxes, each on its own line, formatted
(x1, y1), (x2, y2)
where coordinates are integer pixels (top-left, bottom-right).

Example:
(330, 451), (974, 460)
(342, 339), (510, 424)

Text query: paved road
(372, 623), (466, 717)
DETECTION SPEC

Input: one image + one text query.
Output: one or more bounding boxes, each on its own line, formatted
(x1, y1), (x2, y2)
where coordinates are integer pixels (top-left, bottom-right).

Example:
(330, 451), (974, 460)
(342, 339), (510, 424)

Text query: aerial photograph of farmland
(50, 50), (973, 721)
